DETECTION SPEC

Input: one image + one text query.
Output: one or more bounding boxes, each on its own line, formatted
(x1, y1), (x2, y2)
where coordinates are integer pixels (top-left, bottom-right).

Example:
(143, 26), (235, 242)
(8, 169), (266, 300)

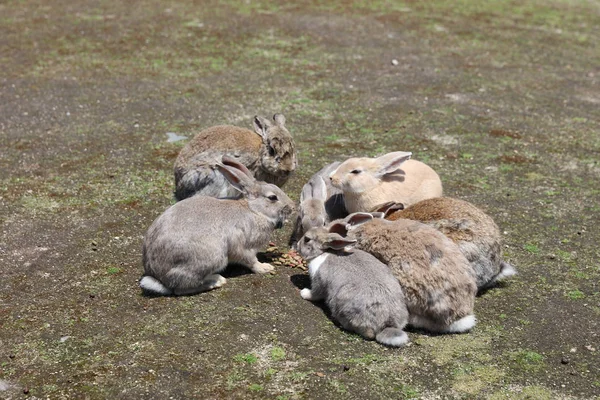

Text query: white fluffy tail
(496, 261), (517, 281)
(375, 327), (410, 347)
(409, 314), (477, 334)
(139, 276), (172, 295)
(446, 315), (477, 333)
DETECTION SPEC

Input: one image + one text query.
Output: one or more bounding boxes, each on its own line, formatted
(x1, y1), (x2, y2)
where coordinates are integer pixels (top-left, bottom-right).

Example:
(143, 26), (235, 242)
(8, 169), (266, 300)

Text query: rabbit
(174, 114), (297, 201)
(328, 151), (443, 213)
(329, 213), (478, 334)
(371, 197), (517, 291)
(140, 159), (295, 296)
(297, 226), (410, 347)
(289, 162), (348, 246)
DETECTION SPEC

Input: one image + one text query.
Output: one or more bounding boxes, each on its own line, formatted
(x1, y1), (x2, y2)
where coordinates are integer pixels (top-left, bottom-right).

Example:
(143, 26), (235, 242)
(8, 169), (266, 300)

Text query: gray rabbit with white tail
(140, 158), (295, 296)
(297, 226), (410, 347)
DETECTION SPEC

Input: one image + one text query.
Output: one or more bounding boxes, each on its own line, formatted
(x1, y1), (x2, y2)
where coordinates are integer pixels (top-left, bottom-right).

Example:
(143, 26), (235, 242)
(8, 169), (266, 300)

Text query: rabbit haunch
(375, 197), (517, 290)
(335, 214), (477, 333)
(174, 114), (297, 201)
(297, 227), (410, 347)
(329, 151), (443, 213)
(140, 162), (294, 296)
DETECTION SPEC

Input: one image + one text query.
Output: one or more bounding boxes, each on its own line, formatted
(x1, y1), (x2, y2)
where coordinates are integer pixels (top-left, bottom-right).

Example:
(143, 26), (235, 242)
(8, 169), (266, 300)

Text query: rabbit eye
(268, 194), (278, 201)
(303, 236), (310, 243)
(350, 169), (362, 174)
(268, 146), (276, 157)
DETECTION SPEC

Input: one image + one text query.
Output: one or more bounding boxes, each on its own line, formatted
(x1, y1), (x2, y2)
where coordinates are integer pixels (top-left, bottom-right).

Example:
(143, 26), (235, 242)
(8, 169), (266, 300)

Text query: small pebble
(391, 59), (399, 66)
(561, 356), (570, 364)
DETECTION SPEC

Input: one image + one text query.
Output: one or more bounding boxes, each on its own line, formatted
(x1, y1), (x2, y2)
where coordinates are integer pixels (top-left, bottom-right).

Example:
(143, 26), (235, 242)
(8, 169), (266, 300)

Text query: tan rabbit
(329, 151), (442, 213)
(331, 213), (477, 333)
(174, 114), (297, 200)
(373, 197), (517, 290)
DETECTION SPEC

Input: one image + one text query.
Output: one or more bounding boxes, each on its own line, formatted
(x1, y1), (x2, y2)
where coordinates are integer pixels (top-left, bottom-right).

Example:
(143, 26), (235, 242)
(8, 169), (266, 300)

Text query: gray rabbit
(174, 114), (297, 201)
(289, 162), (347, 246)
(331, 213), (478, 334)
(297, 226), (410, 347)
(140, 160), (295, 296)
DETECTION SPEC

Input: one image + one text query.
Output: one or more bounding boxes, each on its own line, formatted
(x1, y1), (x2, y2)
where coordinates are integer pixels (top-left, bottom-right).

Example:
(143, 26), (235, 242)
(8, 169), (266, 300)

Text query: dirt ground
(1, 0), (599, 399)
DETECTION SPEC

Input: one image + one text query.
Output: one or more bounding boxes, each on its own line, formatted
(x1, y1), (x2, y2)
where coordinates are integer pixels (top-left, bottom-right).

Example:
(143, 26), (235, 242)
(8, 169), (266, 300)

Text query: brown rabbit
(373, 197), (517, 290)
(331, 213), (477, 333)
(174, 114), (297, 200)
(329, 151), (442, 213)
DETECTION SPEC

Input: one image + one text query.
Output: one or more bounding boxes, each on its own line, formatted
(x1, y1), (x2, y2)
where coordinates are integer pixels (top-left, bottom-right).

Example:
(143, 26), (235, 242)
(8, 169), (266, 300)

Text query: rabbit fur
(289, 162), (348, 246)
(329, 151), (442, 213)
(174, 114), (297, 201)
(140, 160), (295, 296)
(297, 227), (410, 347)
(374, 197), (517, 290)
(331, 213), (478, 333)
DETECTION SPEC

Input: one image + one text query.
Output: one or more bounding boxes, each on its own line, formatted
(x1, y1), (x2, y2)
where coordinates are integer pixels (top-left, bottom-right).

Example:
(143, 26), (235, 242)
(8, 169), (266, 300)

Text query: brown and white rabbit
(331, 213), (477, 334)
(297, 226), (410, 347)
(329, 151), (442, 213)
(140, 160), (295, 296)
(289, 162), (348, 246)
(174, 114), (297, 201)
(372, 197), (517, 290)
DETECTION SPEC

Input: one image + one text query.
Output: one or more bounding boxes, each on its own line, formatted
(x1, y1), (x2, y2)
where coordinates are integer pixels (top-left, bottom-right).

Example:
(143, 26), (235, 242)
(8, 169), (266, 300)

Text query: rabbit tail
(409, 314), (476, 334)
(495, 261), (517, 281)
(139, 276), (173, 296)
(446, 315), (477, 333)
(375, 327), (410, 347)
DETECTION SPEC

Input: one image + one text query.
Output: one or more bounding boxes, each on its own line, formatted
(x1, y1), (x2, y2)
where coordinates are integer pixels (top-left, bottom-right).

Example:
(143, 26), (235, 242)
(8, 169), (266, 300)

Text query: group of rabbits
(139, 114), (517, 347)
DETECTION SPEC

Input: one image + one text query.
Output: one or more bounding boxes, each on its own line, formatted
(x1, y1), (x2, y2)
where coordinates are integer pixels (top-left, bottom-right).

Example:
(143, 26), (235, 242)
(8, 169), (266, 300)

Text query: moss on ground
(1, 0), (599, 399)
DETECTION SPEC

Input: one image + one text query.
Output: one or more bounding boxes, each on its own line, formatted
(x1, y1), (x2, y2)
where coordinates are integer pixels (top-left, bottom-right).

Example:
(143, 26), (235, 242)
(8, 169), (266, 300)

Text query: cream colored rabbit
(329, 151), (442, 213)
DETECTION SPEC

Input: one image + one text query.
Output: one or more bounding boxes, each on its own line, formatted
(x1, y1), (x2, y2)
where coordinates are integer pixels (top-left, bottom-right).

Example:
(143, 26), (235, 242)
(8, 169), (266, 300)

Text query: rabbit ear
(252, 116), (271, 142)
(216, 163), (255, 194)
(345, 212), (374, 227)
(310, 176), (327, 201)
(300, 182), (313, 203)
(324, 233), (357, 250)
(374, 151), (412, 177)
(273, 113), (286, 127)
(328, 222), (348, 237)
(221, 155), (253, 178)
(372, 201), (405, 217)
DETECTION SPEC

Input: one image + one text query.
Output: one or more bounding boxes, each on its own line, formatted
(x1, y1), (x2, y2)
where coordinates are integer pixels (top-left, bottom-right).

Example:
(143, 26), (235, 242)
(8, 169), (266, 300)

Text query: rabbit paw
(251, 261), (275, 274)
(300, 288), (313, 300)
